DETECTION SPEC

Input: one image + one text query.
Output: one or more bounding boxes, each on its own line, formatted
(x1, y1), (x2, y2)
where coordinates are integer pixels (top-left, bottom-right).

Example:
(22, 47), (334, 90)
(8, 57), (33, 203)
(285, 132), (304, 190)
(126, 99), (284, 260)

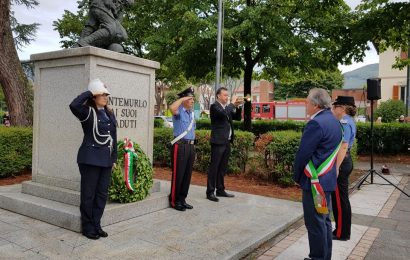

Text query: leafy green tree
(375, 99), (406, 123)
(55, 1), (367, 130)
(356, 0), (410, 69)
(0, 0), (39, 126)
(274, 69), (344, 100)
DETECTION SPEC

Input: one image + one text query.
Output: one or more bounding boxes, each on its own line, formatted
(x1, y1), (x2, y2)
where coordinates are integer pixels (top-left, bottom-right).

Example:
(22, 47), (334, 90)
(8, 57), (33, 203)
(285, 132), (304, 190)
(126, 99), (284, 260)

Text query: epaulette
(340, 119), (348, 124)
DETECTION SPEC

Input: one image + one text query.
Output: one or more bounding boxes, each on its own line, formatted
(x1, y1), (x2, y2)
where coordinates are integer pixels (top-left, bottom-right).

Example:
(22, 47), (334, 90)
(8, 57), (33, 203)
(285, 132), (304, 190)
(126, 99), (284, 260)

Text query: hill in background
(343, 63), (379, 89)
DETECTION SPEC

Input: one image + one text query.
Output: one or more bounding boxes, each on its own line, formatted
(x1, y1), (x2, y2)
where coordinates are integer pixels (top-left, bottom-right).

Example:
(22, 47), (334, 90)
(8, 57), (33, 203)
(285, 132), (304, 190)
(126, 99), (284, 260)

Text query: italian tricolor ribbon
(304, 140), (342, 214)
(123, 138), (137, 191)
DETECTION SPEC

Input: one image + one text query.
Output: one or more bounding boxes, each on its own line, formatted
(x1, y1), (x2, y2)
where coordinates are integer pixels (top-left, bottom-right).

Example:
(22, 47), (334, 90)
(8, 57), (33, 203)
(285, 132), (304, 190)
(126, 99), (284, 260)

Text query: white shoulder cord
(78, 107), (113, 154)
(171, 111), (195, 145)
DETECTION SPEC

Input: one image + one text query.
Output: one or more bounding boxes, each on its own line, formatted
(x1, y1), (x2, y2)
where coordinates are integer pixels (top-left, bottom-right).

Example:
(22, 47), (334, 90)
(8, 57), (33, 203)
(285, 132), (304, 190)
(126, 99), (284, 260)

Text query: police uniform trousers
(331, 153), (353, 240)
(170, 142), (195, 207)
(78, 163), (112, 234)
(303, 190), (332, 260)
(206, 143), (230, 195)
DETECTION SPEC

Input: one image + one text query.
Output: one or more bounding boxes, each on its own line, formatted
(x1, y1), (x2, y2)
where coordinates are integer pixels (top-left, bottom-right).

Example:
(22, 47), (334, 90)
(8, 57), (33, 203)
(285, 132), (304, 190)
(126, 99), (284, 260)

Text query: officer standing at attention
(331, 96), (357, 241)
(69, 79), (117, 240)
(169, 87), (196, 211)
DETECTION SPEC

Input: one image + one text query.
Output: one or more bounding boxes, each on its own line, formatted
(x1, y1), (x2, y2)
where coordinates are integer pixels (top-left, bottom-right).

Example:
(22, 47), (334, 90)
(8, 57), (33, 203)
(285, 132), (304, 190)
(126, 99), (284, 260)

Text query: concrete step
(0, 184), (169, 232)
(22, 180), (161, 207)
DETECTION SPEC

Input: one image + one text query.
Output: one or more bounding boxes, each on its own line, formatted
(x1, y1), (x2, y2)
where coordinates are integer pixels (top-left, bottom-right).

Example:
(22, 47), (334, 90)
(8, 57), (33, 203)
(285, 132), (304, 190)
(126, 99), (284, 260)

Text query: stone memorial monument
(0, 2), (168, 230)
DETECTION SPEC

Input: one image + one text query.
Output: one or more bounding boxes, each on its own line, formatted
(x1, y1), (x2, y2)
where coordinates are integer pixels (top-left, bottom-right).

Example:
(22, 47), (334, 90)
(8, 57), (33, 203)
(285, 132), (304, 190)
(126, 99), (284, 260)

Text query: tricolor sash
(123, 138), (137, 191)
(304, 140), (342, 214)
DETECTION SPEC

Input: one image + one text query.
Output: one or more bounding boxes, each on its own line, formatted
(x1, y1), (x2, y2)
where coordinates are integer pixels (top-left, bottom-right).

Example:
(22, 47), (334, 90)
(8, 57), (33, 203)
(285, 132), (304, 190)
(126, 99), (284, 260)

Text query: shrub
(196, 118), (306, 137)
(153, 128), (254, 174)
(153, 128), (173, 166)
(154, 118), (164, 128)
(375, 99), (406, 123)
(265, 131), (302, 186)
(109, 140), (153, 203)
(0, 127), (33, 178)
(356, 122), (410, 154)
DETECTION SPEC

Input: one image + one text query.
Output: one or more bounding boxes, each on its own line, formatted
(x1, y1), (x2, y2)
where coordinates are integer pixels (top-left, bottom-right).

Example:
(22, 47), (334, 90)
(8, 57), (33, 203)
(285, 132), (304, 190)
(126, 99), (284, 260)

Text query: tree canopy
(55, 0), (370, 129)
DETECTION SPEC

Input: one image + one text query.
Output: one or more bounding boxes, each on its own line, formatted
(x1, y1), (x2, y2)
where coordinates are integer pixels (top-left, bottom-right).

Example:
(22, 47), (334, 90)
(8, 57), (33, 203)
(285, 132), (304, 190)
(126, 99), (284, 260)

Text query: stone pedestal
(0, 47), (169, 232)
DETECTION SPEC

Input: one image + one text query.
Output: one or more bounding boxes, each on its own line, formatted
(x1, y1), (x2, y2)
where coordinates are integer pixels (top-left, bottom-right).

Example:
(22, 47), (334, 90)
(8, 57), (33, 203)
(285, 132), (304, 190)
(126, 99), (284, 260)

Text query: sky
(13, 0), (379, 74)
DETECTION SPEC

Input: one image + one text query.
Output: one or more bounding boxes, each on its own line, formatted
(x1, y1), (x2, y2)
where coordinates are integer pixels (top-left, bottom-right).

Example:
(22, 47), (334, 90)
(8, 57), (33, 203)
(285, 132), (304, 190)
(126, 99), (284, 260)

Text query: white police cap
(88, 78), (111, 95)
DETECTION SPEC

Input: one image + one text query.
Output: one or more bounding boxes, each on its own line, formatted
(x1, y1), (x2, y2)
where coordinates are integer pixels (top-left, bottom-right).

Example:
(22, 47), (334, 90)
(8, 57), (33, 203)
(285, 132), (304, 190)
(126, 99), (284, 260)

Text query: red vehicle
(249, 101), (308, 121)
(251, 102), (275, 119)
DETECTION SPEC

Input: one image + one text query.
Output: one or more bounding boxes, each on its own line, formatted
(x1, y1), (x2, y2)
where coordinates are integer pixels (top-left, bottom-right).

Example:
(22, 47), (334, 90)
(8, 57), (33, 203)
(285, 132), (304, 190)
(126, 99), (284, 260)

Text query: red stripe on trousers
(171, 144), (179, 207)
(335, 185), (343, 238)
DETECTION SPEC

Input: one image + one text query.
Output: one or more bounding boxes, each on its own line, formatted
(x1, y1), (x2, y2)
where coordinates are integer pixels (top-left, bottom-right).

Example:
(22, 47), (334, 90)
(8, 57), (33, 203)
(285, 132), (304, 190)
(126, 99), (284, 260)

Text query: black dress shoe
(332, 234), (349, 241)
(97, 229), (108, 238)
(216, 191), (235, 197)
(82, 232), (100, 240)
(173, 202), (186, 211)
(207, 194), (219, 202)
(182, 201), (193, 209)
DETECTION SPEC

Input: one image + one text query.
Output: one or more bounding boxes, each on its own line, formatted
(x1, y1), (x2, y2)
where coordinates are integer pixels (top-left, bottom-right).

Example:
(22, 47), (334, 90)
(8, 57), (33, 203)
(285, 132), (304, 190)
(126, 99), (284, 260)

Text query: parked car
(154, 116), (173, 128)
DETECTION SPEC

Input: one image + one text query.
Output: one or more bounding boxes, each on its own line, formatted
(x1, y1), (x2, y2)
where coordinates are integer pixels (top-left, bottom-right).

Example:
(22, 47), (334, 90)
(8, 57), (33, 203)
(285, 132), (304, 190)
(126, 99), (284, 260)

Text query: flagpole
(215, 0), (223, 92)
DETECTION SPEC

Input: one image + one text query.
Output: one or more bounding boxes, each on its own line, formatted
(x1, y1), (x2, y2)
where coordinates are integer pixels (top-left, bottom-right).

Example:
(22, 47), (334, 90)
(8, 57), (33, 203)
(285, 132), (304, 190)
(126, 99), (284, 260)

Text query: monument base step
(22, 180), (161, 206)
(0, 183), (169, 232)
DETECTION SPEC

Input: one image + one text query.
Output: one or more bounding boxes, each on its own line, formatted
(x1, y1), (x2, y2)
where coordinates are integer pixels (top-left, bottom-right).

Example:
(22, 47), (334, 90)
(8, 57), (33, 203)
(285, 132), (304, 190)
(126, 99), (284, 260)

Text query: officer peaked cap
(177, 87), (194, 98)
(333, 96), (355, 107)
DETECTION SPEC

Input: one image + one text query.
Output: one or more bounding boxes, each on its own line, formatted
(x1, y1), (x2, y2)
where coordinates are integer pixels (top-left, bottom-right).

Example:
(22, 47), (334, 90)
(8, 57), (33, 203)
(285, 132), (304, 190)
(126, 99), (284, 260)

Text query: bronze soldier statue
(73, 0), (134, 52)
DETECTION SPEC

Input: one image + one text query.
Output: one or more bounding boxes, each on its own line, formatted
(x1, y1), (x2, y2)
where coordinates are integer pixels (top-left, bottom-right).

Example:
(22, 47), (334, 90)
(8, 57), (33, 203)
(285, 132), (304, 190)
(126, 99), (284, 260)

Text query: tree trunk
(0, 0), (33, 126)
(243, 47), (255, 132)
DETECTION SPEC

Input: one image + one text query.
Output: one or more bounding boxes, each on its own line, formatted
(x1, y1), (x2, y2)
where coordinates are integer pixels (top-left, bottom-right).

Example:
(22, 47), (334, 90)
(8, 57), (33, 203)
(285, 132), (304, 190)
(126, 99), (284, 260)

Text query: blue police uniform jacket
(341, 115), (356, 149)
(173, 105), (196, 140)
(293, 109), (342, 191)
(69, 91), (117, 168)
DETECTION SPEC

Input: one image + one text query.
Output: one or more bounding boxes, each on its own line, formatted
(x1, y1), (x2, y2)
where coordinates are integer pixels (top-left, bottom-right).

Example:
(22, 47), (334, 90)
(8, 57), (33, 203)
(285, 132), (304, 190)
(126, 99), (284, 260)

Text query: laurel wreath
(108, 140), (153, 203)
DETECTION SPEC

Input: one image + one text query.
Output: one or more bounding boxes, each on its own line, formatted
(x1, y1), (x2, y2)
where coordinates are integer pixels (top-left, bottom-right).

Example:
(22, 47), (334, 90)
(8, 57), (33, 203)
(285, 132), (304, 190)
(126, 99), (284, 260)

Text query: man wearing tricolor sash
(293, 88), (343, 260)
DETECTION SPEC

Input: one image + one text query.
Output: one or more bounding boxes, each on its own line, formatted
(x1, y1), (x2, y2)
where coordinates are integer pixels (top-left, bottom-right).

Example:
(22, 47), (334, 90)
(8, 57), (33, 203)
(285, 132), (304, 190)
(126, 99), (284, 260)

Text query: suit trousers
(170, 143), (195, 207)
(207, 143), (230, 195)
(331, 154), (353, 239)
(78, 163), (112, 234)
(303, 189), (332, 260)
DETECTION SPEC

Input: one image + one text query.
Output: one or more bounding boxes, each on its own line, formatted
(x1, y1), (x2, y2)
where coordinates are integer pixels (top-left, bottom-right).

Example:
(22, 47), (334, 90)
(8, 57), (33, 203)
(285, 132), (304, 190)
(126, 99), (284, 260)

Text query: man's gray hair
(307, 88), (331, 109)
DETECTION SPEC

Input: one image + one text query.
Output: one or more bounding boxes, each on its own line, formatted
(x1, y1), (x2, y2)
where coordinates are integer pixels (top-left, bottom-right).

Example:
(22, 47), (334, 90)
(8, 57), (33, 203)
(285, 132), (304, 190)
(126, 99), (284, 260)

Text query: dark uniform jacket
(69, 91), (117, 168)
(210, 102), (242, 144)
(293, 109), (342, 191)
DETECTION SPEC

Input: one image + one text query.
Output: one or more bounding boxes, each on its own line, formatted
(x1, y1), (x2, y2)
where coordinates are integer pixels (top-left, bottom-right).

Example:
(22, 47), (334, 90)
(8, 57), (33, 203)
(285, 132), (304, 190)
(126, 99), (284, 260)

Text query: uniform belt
(176, 139), (195, 145)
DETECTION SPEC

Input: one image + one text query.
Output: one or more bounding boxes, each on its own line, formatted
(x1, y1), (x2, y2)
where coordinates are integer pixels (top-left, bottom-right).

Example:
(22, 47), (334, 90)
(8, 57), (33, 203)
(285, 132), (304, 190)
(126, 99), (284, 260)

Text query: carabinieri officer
(168, 87), (196, 211)
(69, 79), (117, 240)
(331, 96), (357, 241)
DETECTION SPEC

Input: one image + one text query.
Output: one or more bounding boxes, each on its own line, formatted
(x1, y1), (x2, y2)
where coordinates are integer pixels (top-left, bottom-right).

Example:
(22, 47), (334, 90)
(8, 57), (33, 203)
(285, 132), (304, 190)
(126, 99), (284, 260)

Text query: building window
(262, 104), (270, 113)
(400, 85), (406, 103)
(255, 105), (260, 113)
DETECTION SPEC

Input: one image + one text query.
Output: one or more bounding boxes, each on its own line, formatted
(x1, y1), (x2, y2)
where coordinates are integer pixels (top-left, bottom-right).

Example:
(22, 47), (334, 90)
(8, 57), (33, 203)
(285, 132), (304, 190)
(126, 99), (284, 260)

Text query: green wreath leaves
(108, 140), (153, 203)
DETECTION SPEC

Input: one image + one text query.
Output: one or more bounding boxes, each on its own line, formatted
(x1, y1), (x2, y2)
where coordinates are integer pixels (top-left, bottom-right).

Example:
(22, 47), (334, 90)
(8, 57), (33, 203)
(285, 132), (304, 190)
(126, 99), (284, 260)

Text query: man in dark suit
(293, 88), (342, 260)
(206, 87), (243, 202)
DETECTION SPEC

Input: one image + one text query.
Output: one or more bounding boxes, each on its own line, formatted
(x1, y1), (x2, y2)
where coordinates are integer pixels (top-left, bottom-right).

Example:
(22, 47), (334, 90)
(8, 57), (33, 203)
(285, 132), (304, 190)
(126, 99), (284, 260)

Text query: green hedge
(196, 118), (306, 136)
(263, 131), (302, 185)
(0, 127), (33, 178)
(153, 128), (255, 174)
(356, 122), (410, 154)
(154, 118), (164, 128)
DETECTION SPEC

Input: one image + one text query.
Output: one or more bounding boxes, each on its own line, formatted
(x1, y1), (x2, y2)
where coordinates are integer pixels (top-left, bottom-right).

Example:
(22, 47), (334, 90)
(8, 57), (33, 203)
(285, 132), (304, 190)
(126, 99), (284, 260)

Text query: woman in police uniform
(331, 96), (357, 241)
(69, 79), (117, 240)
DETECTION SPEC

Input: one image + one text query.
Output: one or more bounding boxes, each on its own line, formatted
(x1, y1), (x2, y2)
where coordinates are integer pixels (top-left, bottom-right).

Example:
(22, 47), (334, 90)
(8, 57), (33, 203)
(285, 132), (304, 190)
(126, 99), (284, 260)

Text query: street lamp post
(215, 0), (223, 92)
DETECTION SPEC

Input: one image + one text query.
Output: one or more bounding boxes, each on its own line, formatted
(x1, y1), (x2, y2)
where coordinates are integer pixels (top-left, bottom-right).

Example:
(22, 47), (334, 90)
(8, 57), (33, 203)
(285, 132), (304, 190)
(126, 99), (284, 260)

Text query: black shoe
(332, 234), (349, 241)
(304, 258), (312, 260)
(82, 232), (100, 240)
(173, 202), (186, 211)
(207, 194), (219, 202)
(97, 229), (108, 238)
(216, 191), (235, 197)
(182, 201), (193, 209)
